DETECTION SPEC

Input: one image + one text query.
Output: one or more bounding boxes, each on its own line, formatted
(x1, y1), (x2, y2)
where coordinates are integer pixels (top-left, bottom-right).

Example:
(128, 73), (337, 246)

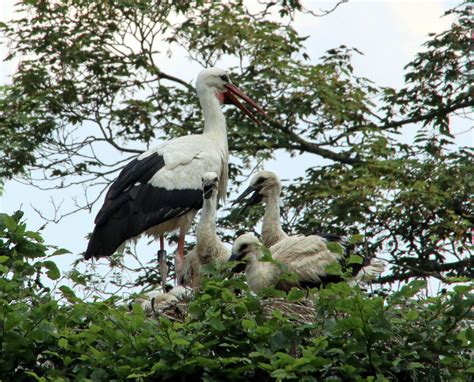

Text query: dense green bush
(0, 212), (472, 381)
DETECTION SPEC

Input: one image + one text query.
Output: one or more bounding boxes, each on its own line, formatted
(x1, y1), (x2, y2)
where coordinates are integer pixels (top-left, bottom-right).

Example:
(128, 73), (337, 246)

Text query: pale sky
(0, 1), (469, 295)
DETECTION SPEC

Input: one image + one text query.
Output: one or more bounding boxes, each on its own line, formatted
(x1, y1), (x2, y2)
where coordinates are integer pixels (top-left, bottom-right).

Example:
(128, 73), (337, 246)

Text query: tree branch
(155, 69), (194, 91)
(260, 85), (471, 166)
(379, 99), (474, 131)
(265, 116), (361, 165)
(375, 258), (473, 284)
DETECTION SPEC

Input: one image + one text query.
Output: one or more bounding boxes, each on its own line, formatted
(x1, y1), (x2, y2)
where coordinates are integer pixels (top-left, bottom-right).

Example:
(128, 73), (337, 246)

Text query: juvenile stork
(229, 234), (384, 294)
(85, 68), (268, 284)
(233, 170), (351, 251)
(183, 172), (230, 288)
(234, 170), (288, 247)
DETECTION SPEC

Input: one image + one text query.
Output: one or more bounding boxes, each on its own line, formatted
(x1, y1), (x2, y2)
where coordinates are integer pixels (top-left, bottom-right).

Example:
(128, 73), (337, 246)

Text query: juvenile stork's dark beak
(223, 83), (269, 126)
(228, 252), (246, 273)
(202, 179), (216, 199)
(232, 184), (264, 216)
(228, 252), (240, 262)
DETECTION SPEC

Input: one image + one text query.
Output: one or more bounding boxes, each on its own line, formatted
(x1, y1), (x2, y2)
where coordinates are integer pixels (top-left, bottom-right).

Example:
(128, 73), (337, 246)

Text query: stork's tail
(84, 233), (116, 260)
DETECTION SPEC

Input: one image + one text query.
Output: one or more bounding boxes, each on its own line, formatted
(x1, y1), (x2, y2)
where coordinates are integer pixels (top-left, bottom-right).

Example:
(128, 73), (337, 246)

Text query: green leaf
(350, 234), (364, 244)
(174, 338), (190, 346)
(43, 260), (61, 280)
(242, 319), (256, 330)
(208, 317), (225, 331)
(453, 284), (472, 294)
(25, 231), (44, 242)
(407, 362), (425, 370)
(287, 288), (305, 302)
(327, 241), (344, 255)
(405, 309), (418, 321)
(271, 369), (296, 379)
(50, 248), (71, 257)
(348, 255), (363, 265)
(3, 215), (17, 231)
(58, 338), (68, 349)
(325, 262), (343, 276)
(59, 285), (79, 303)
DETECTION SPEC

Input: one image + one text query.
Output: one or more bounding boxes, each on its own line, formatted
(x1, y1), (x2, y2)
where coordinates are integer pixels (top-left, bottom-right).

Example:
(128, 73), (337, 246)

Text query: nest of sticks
(260, 298), (317, 325)
(146, 297), (318, 325)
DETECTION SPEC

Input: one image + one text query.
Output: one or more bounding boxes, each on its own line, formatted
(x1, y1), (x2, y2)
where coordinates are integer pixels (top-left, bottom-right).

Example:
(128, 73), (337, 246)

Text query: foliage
(0, 2), (472, 281)
(1, 212), (472, 381)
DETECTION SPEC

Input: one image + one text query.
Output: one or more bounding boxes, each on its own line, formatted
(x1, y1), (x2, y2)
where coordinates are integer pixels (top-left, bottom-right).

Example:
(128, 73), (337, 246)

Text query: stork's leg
(175, 233), (186, 285)
(158, 235), (168, 290)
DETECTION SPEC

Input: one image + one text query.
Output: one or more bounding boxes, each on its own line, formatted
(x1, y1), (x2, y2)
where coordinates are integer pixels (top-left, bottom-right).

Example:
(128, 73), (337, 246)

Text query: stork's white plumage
(229, 234), (384, 294)
(183, 172), (230, 288)
(136, 285), (193, 315)
(229, 233), (339, 293)
(84, 67), (268, 284)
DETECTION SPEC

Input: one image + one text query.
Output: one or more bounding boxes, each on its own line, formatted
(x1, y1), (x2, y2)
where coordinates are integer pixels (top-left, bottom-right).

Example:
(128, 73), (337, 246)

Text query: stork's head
(196, 67), (269, 126)
(202, 172), (219, 200)
(229, 233), (262, 265)
(233, 171), (282, 214)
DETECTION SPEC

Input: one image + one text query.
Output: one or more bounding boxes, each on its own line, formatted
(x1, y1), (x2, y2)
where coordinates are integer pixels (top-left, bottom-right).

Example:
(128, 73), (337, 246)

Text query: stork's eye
(220, 74), (230, 82)
(254, 177), (266, 186)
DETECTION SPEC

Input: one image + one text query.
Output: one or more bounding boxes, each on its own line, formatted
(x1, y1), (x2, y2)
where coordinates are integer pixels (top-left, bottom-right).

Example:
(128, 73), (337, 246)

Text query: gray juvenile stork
(233, 170), (355, 253)
(234, 170), (288, 247)
(229, 234), (384, 294)
(182, 172), (230, 288)
(84, 67), (268, 284)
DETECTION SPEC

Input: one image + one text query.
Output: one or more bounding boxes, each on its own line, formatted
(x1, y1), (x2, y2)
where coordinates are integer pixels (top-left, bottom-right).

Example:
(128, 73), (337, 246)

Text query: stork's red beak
(223, 83), (268, 126)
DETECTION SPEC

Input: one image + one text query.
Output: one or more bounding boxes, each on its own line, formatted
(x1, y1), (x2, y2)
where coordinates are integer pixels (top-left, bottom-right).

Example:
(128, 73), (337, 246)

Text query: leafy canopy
(0, 0), (472, 284)
(0, 212), (472, 381)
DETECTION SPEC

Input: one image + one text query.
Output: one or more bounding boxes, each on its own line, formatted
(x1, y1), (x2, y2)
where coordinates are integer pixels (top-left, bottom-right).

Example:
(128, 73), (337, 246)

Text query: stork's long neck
(262, 193), (287, 247)
(199, 89), (228, 142)
(196, 195), (219, 264)
(198, 88), (229, 201)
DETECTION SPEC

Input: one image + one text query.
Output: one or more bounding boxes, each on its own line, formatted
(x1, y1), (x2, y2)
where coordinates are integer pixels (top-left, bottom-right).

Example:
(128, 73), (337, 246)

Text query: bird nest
(260, 298), (318, 325)
(145, 297), (318, 325)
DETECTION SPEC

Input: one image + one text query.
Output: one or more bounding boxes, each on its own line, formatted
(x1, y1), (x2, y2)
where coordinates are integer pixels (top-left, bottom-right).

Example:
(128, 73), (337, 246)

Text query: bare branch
(375, 258), (473, 284)
(303, 0), (349, 17)
(378, 99), (474, 131)
(265, 116), (361, 165)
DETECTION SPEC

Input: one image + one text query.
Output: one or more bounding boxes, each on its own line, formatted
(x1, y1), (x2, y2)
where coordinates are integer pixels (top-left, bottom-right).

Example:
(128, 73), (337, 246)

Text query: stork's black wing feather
(85, 185), (203, 259)
(85, 152), (203, 259)
(95, 153), (166, 224)
(107, 153), (165, 200)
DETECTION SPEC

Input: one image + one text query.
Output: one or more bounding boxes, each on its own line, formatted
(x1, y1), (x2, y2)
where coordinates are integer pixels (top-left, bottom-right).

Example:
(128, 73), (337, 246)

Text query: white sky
(0, 1), (470, 294)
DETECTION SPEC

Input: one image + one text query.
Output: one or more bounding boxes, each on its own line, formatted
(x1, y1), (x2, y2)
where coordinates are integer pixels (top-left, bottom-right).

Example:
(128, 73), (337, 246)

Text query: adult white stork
(183, 172), (230, 288)
(84, 67), (268, 284)
(229, 234), (384, 294)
